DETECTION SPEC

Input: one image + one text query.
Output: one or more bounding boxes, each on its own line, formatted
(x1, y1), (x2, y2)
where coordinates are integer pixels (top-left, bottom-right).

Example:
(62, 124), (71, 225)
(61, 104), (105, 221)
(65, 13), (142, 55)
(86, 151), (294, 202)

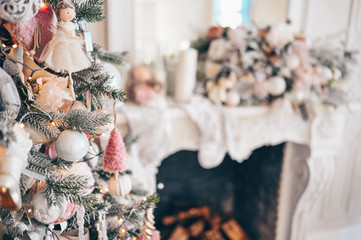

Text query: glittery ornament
(55, 130), (90, 162)
(32, 190), (67, 224)
(103, 129), (128, 173)
(0, 68), (21, 117)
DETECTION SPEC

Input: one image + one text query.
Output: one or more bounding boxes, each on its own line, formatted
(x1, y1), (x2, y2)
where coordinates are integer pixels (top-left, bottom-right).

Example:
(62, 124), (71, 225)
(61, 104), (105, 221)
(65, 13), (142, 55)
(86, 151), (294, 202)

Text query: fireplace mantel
(115, 98), (347, 240)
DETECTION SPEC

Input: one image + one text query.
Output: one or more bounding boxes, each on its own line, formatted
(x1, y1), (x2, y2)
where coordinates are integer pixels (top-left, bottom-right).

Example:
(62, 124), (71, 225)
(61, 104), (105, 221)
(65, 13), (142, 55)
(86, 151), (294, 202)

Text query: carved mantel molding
(116, 98), (347, 239)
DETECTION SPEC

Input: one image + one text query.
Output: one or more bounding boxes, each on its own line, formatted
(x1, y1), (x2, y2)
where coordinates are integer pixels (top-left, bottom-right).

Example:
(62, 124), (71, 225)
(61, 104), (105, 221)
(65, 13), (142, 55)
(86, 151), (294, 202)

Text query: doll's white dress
(39, 21), (91, 73)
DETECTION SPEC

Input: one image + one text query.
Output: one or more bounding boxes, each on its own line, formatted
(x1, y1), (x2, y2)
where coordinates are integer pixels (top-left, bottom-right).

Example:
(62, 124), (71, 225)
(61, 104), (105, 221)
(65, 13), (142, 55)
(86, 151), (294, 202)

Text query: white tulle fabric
(39, 21), (91, 73)
(34, 77), (72, 112)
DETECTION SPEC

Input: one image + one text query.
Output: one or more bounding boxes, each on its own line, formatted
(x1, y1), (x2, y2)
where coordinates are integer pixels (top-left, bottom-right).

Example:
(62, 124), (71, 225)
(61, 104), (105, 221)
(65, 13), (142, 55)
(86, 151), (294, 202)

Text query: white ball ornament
(102, 62), (122, 90)
(67, 162), (95, 196)
(32, 191), (67, 225)
(55, 130), (90, 162)
(286, 55), (300, 70)
(84, 142), (100, 169)
(108, 174), (132, 197)
(268, 77), (287, 96)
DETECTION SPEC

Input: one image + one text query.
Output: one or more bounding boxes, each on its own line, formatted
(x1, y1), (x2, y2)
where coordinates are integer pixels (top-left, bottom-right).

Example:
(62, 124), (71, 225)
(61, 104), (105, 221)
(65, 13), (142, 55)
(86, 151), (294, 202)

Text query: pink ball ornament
(53, 201), (77, 224)
(55, 130), (90, 162)
(103, 129), (128, 173)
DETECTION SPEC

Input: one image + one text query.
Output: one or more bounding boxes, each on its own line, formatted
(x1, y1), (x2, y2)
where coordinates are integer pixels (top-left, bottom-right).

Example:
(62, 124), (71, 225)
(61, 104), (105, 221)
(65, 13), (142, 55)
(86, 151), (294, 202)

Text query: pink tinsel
(103, 129), (128, 173)
(10, 4), (56, 57)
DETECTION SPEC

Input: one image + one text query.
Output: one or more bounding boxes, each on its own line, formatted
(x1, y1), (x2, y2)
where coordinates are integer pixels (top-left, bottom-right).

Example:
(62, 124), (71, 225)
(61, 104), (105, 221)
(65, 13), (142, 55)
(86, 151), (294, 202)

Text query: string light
(1, 186), (7, 193)
(1, 44), (5, 48)
(12, 44), (17, 49)
(27, 208), (32, 213)
(39, 1), (48, 11)
(51, 121), (55, 126)
(19, 123), (25, 128)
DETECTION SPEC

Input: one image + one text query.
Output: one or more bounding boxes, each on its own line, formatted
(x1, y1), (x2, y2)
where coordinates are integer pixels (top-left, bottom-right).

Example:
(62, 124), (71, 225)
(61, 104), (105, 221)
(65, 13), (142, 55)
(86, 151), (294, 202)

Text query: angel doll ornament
(39, 1), (91, 99)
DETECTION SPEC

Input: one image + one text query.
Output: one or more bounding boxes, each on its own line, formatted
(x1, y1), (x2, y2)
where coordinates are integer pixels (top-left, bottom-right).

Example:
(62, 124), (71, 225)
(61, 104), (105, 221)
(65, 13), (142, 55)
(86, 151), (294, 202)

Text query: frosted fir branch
(57, 109), (111, 135)
(75, 0), (105, 23)
(45, 174), (98, 209)
(72, 69), (128, 102)
(27, 151), (73, 177)
(45, 0), (105, 23)
(0, 116), (16, 147)
(21, 111), (60, 139)
(20, 109), (111, 140)
(92, 44), (127, 65)
(107, 193), (160, 228)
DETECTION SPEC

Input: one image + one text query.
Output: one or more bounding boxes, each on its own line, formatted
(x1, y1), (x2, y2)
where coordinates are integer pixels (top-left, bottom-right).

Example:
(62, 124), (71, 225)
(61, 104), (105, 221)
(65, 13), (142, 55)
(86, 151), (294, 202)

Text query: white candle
(174, 48), (198, 102)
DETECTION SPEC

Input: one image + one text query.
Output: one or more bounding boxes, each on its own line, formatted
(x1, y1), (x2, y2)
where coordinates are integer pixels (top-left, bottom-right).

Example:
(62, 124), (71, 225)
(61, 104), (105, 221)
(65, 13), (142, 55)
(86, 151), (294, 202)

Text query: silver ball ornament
(55, 130), (90, 162)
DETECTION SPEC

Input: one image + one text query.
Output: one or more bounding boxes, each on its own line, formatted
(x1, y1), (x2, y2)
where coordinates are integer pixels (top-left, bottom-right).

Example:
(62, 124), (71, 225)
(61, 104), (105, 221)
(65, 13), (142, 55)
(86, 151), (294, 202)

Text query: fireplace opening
(155, 143), (285, 240)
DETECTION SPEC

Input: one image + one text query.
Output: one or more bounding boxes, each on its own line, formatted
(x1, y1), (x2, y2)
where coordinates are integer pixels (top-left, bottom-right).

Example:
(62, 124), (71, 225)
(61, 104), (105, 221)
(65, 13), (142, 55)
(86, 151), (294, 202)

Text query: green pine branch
(107, 193), (160, 227)
(45, 0), (105, 23)
(56, 109), (111, 135)
(92, 44), (127, 65)
(20, 109), (111, 140)
(72, 67), (128, 102)
(45, 174), (98, 209)
(27, 151), (73, 177)
(21, 111), (60, 139)
(74, 0), (105, 23)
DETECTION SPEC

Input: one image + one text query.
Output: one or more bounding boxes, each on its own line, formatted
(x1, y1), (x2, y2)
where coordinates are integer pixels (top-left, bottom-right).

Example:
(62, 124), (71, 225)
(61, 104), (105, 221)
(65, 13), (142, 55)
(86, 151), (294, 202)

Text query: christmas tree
(0, 0), (158, 239)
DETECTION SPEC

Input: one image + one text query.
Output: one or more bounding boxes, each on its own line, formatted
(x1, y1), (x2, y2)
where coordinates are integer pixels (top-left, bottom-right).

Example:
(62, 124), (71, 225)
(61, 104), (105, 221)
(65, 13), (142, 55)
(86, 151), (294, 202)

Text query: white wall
(251, 0), (288, 25)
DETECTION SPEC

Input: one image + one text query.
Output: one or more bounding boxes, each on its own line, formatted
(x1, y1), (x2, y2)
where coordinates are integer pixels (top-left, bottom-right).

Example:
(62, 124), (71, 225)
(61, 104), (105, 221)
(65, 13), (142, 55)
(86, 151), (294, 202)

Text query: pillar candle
(174, 48), (198, 102)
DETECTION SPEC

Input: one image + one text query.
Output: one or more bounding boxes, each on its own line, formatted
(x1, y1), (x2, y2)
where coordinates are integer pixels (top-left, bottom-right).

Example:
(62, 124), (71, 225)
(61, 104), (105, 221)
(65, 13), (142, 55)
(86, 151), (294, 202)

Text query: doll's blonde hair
(56, 1), (75, 18)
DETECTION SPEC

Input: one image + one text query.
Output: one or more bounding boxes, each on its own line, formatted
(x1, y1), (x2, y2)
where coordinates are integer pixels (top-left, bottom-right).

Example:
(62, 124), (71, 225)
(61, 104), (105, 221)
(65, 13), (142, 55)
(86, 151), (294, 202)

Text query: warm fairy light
(12, 44), (17, 48)
(117, 218), (124, 224)
(1, 186), (7, 193)
(1, 44), (5, 48)
(28, 76), (32, 80)
(20, 123), (25, 128)
(51, 121), (55, 126)
(39, 1), (48, 11)
(121, 229), (126, 233)
(101, 133), (106, 136)
(104, 188), (109, 193)
(89, 145), (94, 149)
(27, 208), (32, 213)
